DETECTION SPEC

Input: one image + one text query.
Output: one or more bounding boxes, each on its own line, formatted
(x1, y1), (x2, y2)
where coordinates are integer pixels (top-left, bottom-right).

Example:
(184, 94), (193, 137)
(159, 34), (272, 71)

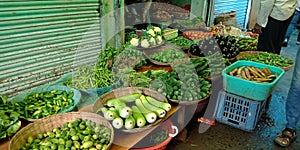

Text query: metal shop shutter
(0, 0), (101, 96)
(214, 0), (250, 28)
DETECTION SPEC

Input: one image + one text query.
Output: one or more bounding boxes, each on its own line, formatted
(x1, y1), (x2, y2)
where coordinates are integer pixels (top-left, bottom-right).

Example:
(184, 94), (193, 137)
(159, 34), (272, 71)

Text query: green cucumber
(135, 98), (157, 123)
(106, 100), (132, 119)
(112, 117), (124, 129)
(124, 115), (136, 130)
(131, 106), (147, 127)
(108, 93), (142, 103)
(140, 95), (166, 118)
(145, 96), (171, 112)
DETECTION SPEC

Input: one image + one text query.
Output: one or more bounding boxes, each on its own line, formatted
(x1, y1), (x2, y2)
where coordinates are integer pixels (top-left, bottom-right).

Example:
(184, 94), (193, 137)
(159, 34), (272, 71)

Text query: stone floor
(165, 32), (300, 150)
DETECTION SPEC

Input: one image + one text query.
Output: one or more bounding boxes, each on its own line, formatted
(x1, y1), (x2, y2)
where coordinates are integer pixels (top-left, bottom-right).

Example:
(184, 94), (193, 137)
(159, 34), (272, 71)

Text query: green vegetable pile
(167, 36), (195, 48)
(191, 52), (227, 77)
(12, 90), (75, 119)
(20, 119), (111, 150)
(114, 67), (151, 88)
(96, 46), (122, 70)
(113, 45), (147, 70)
(149, 48), (186, 63)
(0, 94), (21, 140)
(147, 69), (211, 101)
(235, 37), (258, 51)
(97, 93), (171, 130)
(64, 65), (113, 90)
(238, 52), (294, 68)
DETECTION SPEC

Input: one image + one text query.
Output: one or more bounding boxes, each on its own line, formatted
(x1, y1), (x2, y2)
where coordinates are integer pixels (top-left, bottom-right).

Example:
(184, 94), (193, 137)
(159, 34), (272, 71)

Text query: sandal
(274, 128), (297, 147)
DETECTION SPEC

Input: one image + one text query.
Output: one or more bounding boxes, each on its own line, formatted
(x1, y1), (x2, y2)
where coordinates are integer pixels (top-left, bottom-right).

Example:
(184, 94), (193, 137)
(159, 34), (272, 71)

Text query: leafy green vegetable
(0, 94), (22, 140)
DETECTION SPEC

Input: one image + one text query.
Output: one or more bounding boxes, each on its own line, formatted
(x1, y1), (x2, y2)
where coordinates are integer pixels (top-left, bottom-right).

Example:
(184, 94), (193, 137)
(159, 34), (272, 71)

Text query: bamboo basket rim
(144, 45), (188, 66)
(92, 87), (169, 133)
(9, 112), (114, 150)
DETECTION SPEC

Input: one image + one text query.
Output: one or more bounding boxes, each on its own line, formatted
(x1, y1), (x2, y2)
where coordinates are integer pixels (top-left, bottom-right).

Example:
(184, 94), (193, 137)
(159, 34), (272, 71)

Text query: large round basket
(9, 112), (114, 150)
(93, 87), (170, 133)
(8, 85), (82, 122)
(236, 51), (294, 71)
(143, 45), (188, 66)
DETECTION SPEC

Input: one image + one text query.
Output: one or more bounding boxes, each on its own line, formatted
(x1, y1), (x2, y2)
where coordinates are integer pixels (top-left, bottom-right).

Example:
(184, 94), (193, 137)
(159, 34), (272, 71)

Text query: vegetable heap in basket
(20, 119), (111, 150)
(12, 89), (75, 119)
(96, 93), (171, 130)
(228, 66), (278, 83)
(129, 26), (163, 48)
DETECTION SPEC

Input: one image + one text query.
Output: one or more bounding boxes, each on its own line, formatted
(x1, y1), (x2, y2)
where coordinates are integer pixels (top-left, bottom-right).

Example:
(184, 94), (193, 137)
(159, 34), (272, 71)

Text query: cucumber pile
(97, 93), (171, 130)
(190, 52), (227, 77)
(149, 48), (186, 63)
(20, 119), (111, 150)
(148, 69), (211, 101)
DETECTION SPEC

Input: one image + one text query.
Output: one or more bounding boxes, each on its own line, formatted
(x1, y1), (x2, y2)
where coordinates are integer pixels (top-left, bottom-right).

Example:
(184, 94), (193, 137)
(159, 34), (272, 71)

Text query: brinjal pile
(215, 35), (240, 59)
(189, 37), (220, 57)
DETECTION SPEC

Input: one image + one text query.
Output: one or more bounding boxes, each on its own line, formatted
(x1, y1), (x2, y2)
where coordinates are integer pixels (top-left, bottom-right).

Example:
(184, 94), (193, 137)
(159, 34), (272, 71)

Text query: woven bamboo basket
(9, 112), (114, 150)
(93, 87), (170, 133)
(143, 45), (188, 66)
(236, 51), (294, 71)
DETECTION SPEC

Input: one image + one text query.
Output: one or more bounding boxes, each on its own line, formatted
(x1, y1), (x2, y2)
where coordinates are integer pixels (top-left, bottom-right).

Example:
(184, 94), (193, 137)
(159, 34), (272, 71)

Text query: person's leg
(274, 47), (300, 147)
(284, 11), (300, 43)
(286, 48), (300, 130)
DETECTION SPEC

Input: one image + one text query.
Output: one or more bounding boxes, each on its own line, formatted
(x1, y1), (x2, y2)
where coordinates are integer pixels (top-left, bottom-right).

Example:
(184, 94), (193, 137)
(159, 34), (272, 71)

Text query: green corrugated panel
(0, 0), (101, 96)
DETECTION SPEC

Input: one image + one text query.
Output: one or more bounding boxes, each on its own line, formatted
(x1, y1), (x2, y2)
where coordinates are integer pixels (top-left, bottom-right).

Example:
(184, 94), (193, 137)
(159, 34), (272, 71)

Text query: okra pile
(12, 89), (75, 119)
(20, 119), (111, 150)
(238, 52), (293, 68)
(97, 93), (171, 130)
(228, 66), (278, 83)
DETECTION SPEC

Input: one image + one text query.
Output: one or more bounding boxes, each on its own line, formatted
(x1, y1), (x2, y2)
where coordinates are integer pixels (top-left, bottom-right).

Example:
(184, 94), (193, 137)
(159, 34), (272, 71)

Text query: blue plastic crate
(215, 90), (266, 132)
(222, 60), (285, 101)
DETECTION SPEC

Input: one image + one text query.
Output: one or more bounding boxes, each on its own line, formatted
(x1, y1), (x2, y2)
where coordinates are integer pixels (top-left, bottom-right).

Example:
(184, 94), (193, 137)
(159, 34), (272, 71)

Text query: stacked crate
(215, 60), (285, 132)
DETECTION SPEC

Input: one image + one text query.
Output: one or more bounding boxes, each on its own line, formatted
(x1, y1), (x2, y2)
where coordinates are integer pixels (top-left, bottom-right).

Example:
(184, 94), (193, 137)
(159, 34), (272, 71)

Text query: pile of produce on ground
(146, 69), (211, 101)
(0, 94), (21, 140)
(20, 119), (111, 150)
(183, 31), (213, 40)
(113, 46), (147, 70)
(235, 37), (258, 51)
(64, 65), (113, 90)
(96, 46), (122, 70)
(167, 36), (195, 49)
(190, 52), (227, 77)
(10, 89), (75, 119)
(113, 67), (151, 88)
(238, 52), (294, 68)
(97, 93), (171, 130)
(215, 35), (240, 59)
(228, 66), (278, 83)
(148, 48), (186, 63)
(128, 26), (163, 48)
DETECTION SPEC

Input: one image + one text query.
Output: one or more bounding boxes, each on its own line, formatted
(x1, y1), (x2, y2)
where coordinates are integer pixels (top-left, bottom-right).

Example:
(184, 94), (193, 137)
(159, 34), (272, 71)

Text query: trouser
(285, 10), (300, 42)
(286, 47), (300, 130)
(258, 16), (293, 54)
